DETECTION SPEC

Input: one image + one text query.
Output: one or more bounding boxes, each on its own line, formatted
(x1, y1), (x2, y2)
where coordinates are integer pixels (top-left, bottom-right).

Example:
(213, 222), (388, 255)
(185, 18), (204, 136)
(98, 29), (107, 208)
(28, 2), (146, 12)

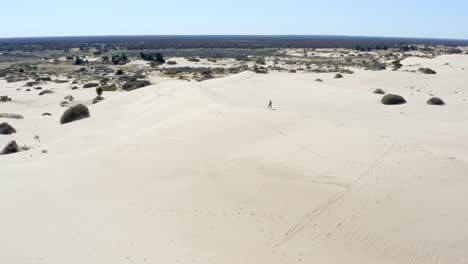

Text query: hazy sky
(1, 0), (467, 39)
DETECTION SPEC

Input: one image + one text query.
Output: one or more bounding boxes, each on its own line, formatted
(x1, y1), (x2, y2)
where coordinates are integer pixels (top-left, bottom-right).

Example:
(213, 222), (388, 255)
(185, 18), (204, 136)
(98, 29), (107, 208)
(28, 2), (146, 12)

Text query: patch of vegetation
(418, 68), (437, 74)
(0, 122), (16, 135)
(427, 97), (445, 105)
(392, 58), (404, 70)
(111, 54), (129, 65)
(1, 141), (20, 155)
(140, 52), (165, 64)
(83, 83), (99, 88)
(60, 104), (90, 124)
(122, 80), (151, 91)
(373, 88), (385, 94)
(381, 94), (406, 105)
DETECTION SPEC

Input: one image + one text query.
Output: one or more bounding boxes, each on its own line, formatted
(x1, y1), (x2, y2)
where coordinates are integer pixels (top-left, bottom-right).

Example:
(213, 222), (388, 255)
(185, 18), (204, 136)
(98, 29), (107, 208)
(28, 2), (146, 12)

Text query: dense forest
(1, 35), (467, 52)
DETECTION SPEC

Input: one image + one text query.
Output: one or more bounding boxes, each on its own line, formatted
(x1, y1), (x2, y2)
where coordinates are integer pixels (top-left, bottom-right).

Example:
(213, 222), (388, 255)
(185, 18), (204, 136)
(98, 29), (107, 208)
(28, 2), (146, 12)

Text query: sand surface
(1, 54), (468, 264)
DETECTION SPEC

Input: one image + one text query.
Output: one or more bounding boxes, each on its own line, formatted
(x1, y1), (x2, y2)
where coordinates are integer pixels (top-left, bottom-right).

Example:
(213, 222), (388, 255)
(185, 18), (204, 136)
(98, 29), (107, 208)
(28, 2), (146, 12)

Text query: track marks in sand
(348, 230), (445, 264)
(276, 143), (397, 247)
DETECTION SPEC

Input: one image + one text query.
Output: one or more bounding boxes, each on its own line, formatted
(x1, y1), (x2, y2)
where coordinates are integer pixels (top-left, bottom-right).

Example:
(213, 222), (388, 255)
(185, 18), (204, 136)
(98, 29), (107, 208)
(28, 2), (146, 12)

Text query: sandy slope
(1, 55), (468, 264)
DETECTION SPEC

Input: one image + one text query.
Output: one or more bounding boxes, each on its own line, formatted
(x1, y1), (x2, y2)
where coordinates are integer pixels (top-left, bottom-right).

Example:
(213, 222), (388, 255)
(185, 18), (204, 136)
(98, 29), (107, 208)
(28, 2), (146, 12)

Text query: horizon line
(1, 34), (468, 42)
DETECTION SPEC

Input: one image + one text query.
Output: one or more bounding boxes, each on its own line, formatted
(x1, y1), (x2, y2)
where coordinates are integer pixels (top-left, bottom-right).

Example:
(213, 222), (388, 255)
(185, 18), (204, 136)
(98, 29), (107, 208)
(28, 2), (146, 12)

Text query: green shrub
(427, 97), (445, 105)
(96, 87), (103, 96)
(60, 104), (90, 124)
(419, 68), (437, 74)
(83, 83), (99, 88)
(381, 94), (406, 105)
(373, 88), (385, 94)
(122, 80), (151, 91)
(0, 122), (16, 135)
(1, 141), (19, 155)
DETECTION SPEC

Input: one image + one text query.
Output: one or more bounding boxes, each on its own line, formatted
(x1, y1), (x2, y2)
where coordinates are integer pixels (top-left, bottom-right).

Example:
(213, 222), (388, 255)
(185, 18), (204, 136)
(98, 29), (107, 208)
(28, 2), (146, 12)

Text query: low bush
(122, 80), (151, 91)
(373, 88), (385, 94)
(83, 83), (99, 88)
(427, 97), (445, 105)
(381, 94), (406, 105)
(419, 68), (437, 74)
(60, 104), (90, 124)
(0, 122), (16, 135)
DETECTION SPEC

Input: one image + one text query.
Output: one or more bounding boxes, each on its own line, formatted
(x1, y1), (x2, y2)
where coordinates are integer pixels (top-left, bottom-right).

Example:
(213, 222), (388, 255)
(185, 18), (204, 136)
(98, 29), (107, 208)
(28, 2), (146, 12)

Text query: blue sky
(1, 0), (467, 39)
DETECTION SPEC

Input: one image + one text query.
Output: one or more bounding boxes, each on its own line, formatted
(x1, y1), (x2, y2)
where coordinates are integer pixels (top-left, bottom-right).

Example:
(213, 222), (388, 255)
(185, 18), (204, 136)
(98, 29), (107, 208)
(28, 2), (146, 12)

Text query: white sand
(1, 54), (468, 264)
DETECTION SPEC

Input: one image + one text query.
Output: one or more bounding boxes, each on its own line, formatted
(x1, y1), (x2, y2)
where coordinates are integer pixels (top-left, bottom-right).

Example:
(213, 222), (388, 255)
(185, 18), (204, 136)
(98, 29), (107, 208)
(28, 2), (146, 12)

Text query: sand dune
(1, 55), (468, 263)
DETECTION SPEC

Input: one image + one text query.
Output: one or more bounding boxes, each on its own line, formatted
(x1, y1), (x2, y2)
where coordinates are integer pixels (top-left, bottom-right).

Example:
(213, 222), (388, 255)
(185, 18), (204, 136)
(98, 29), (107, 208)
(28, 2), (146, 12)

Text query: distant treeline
(0, 35), (467, 52)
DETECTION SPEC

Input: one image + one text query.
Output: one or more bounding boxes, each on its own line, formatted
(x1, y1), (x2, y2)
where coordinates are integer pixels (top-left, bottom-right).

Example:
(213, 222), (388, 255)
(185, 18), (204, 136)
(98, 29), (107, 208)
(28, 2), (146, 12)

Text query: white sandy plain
(1, 54), (468, 264)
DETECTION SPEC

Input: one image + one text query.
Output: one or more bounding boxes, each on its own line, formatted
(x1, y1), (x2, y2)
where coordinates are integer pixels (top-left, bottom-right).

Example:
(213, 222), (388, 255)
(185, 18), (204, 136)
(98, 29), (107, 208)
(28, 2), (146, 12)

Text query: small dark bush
(60, 104), (90, 124)
(427, 97), (445, 105)
(1, 141), (19, 155)
(335, 73), (343, 79)
(419, 68), (437, 74)
(83, 83), (99, 88)
(140, 52), (165, 63)
(315, 79), (323, 82)
(75, 57), (85, 65)
(167, 61), (177, 65)
(96, 87), (103, 96)
(122, 80), (151, 91)
(0, 95), (12, 102)
(0, 122), (16, 135)
(111, 54), (129, 65)
(188, 57), (200, 62)
(36, 76), (52, 82)
(381, 94), (407, 105)
(38, 90), (54, 96)
(25, 81), (41, 87)
(116, 69), (124, 75)
(92, 96), (104, 104)
(373, 88), (385, 94)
